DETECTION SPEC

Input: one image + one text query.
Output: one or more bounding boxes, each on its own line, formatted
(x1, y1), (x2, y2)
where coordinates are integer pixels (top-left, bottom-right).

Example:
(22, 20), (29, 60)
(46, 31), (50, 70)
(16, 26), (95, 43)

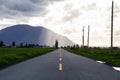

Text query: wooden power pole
(87, 25), (90, 47)
(82, 26), (85, 47)
(111, 1), (114, 50)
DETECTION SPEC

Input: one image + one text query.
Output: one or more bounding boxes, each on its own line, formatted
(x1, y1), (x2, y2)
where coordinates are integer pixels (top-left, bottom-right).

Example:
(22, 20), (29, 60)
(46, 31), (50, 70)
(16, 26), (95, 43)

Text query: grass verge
(0, 48), (55, 69)
(65, 48), (120, 67)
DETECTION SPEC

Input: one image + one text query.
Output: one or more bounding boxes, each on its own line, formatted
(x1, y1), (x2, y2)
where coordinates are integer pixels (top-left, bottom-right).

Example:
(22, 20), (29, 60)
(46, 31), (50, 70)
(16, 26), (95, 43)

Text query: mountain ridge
(0, 24), (74, 46)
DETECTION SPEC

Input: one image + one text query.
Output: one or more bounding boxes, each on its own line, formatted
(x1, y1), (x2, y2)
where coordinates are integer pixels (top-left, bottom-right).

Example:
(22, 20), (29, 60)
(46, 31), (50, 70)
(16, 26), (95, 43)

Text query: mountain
(0, 24), (74, 46)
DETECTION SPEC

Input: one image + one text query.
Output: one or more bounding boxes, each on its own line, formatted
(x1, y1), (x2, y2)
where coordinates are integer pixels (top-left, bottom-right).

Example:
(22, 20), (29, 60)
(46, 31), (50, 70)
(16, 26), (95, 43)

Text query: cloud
(62, 8), (80, 22)
(0, 0), (65, 30)
(115, 30), (120, 36)
(62, 1), (97, 22)
(63, 28), (76, 34)
(0, 0), (41, 18)
(0, 0), (64, 19)
(1, 0), (120, 47)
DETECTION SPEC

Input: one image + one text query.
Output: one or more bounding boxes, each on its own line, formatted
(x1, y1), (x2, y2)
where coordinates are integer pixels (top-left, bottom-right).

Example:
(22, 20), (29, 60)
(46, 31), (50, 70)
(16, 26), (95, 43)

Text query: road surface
(0, 49), (120, 80)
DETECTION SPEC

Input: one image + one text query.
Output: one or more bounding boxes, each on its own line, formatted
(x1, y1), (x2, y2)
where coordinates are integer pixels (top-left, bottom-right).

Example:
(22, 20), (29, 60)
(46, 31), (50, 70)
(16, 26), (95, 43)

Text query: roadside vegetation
(65, 47), (120, 67)
(0, 48), (55, 69)
(0, 39), (58, 69)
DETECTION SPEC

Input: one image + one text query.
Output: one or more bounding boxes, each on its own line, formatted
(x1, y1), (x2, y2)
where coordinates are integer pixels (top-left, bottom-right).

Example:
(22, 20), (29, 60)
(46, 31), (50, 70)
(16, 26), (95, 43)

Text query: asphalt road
(0, 49), (120, 80)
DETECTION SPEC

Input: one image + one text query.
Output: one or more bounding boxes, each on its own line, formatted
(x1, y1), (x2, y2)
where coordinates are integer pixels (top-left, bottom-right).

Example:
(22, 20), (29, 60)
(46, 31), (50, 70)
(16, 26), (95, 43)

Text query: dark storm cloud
(0, 0), (64, 19)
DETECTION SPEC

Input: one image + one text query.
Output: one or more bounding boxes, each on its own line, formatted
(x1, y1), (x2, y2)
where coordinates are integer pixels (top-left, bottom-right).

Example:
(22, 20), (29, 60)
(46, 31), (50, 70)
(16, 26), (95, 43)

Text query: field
(66, 48), (120, 67)
(0, 48), (55, 68)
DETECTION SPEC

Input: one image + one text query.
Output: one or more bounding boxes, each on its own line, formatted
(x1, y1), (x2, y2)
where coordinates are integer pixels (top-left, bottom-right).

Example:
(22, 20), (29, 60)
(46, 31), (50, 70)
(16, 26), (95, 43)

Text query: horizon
(0, 0), (120, 47)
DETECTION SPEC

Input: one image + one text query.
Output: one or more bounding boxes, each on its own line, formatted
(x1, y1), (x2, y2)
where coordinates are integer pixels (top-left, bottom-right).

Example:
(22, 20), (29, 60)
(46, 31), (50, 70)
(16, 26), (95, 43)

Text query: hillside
(0, 24), (74, 46)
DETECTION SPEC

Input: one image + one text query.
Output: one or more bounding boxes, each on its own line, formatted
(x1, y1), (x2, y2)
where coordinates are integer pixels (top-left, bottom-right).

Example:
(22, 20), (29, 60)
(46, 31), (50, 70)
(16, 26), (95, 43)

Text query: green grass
(0, 48), (55, 68)
(65, 48), (120, 67)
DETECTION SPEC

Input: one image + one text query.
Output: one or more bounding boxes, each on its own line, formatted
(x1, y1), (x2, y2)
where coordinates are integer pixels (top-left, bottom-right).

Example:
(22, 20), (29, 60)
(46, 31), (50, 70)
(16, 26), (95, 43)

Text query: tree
(0, 40), (4, 47)
(12, 41), (16, 47)
(55, 40), (58, 48)
(76, 44), (79, 49)
(20, 42), (23, 47)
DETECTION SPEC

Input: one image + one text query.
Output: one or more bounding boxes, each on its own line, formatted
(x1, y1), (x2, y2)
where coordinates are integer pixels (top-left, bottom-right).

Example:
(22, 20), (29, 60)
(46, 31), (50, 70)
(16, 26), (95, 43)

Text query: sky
(0, 0), (120, 47)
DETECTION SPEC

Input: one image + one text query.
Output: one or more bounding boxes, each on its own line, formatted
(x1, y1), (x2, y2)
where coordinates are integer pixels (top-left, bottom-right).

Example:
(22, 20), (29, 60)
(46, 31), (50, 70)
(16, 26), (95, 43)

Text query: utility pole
(82, 26), (85, 47)
(111, 0), (114, 50)
(87, 25), (90, 47)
